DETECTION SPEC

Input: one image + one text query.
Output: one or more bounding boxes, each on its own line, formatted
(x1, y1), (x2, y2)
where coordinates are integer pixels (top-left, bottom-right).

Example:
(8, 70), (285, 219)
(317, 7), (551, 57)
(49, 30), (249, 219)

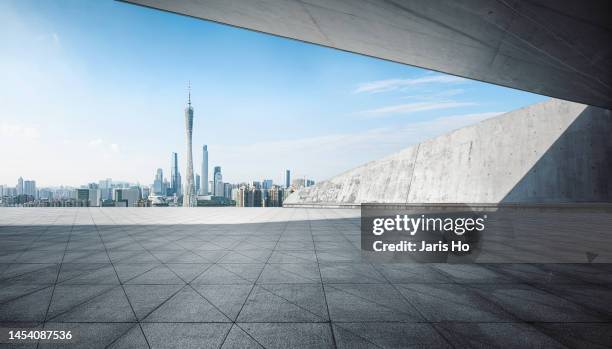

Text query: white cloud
(0, 122), (40, 140)
(88, 138), (103, 148)
(355, 75), (467, 94)
(87, 139), (120, 156)
(401, 89), (465, 100)
(358, 101), (476, 118)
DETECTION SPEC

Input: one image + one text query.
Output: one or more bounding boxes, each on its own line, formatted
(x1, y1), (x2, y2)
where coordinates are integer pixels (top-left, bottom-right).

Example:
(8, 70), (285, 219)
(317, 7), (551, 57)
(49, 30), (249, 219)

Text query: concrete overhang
(122, 0), (612, 109)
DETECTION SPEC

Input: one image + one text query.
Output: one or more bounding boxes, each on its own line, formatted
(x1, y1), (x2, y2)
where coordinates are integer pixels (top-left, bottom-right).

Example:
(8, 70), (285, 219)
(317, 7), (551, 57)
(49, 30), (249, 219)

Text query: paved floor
(0, 208), (611, 348)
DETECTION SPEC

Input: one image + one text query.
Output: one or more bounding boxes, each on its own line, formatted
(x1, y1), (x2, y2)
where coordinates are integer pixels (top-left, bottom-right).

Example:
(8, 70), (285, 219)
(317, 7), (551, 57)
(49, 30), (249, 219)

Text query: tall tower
(285, 170), (291, 189)
(171, 152), (179, 195)
(201, 145), (208, 195)
(183, 82), (196, 207)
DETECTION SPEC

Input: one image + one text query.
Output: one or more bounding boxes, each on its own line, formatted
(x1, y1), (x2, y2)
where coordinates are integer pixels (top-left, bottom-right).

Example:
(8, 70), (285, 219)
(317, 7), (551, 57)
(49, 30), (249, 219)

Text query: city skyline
(0, 0), (546, 187)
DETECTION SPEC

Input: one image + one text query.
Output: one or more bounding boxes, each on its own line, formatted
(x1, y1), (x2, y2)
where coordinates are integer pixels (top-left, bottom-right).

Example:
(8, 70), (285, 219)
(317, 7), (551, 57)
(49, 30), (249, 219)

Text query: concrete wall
(284, 99), (612, 206)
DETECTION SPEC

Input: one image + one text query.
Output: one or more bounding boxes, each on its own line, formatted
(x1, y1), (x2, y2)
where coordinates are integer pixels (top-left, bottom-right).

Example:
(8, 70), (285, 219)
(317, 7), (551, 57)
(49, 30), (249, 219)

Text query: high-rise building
(153, 168), (164, 195)
(16, 177), (23, 195)
(99, 178), (112, 200)
(23, 180), (36, 198)
(234, 185), (269, 207)
(195, 174), (200, 194)
(266, 186), (285, 207)
(223, 183), (232, 199)
(213, 166), (222, 196)
(262, 179), (273, 190)
(201, 145), (208, 195)
(183, 83), (196, 207)
(163, 180), (171, 196)
(171, 152), (180, 195)
(38, 188), (53, 200)
(74, 188), (100, 206)
(113, 188), (139, 207)
(285, 170), (291, 189)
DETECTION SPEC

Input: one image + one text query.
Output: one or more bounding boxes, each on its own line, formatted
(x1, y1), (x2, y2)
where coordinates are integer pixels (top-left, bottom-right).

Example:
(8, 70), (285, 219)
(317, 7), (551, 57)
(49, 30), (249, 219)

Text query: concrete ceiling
(123, 0), (612, 109)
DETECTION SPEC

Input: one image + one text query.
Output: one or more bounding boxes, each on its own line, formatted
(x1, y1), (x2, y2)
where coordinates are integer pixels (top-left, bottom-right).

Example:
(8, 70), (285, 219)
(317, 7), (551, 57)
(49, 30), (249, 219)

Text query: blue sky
(0, 0), (546, 187)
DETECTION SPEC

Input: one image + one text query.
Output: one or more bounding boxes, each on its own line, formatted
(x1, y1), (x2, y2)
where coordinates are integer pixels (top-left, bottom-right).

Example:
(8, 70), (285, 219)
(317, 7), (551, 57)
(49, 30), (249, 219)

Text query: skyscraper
(200, 145), (208, 195)
(16, 177), (23, 195)
(183, 83), (196, 207)
(213, 166), (222, 196)
(285, 170), (291, 189)
(262, 179), (273, 190)
(23, 180), (36, 198)
(195, 174), (200, 194)
(171, 152), (180, 195)
(153, 168), (164, 195)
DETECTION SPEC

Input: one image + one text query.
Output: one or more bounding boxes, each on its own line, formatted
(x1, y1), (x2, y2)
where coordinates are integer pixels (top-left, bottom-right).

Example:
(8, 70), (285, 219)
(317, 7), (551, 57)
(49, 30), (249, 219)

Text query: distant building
(74, 188), (100, 206)
(23, 180), (36, 198)
(265, 186), (285, 207)
(291, 178), (305, 189)
(16, 177), (24, 195)
(153, 168), (164, 195)
(170, 152), (180, 196)
(223, 183), (233, 199)
(234, 185), (266, 207)
(285, 170), (291, 189)
(164, 180), (172, 196)
(141, 186), (150, 200)
(213, 166), (223, 196)
(201, 145), (208, 195)
(262, 179), (273, 189)
(195, 173), (200, 194)
(290, 178), (315, 189)
(38, 188), (54, 200)
(113, 188), (139, 207)
(5, 187), (17, 198)
(99, 178), (112, 200)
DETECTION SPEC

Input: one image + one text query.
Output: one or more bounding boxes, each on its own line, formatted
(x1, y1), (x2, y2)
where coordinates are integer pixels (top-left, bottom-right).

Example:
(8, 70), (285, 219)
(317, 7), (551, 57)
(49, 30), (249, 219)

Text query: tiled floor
(0, 208), (611, 348)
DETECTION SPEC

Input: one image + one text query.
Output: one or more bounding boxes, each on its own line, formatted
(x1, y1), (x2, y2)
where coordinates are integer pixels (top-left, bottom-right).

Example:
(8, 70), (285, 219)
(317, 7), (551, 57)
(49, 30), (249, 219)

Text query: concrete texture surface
(122, 0), (612, 109)
(285, 99), (612, 206)
(1, 208), (611, 348)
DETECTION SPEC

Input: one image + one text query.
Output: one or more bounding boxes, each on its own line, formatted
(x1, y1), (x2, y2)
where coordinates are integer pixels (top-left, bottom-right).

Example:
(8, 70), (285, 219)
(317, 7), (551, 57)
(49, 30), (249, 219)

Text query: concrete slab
(333, 322), (451, 349)
(470, 284), (608, 322)
(433, 323), (565, 349)
(395, 283), (515, 322)
(237, 284), (328, 322)
(123, 0), (612, 109)
(0, 208), (611, 347)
